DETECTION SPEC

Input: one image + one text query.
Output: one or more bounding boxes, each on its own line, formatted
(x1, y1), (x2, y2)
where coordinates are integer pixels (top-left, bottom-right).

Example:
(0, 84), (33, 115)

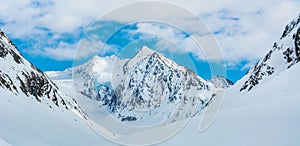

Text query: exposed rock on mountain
(0, 30), (83, 114)
(240, 14), (300, 91)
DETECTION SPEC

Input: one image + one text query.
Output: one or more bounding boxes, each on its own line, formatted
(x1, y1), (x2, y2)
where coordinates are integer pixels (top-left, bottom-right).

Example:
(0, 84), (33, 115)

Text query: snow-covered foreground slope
(0, 88), (109, 145)
(180, 61), (300, 146)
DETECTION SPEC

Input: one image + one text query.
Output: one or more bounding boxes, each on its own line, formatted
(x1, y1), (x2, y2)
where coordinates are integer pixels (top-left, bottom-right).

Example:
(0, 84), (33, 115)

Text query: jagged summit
(137, 46), (156, 56)
(126, 46), (186, 73)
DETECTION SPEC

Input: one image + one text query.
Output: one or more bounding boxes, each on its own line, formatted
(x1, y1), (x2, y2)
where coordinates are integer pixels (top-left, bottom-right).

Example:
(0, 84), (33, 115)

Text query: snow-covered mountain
(73, 55), (128, 100)
(54, 46), (215, 124)
(0, 30), (83, 114)
(208, 76), (234, 89)
(97, 46), (213, 122)
(239, 14), (300, 92)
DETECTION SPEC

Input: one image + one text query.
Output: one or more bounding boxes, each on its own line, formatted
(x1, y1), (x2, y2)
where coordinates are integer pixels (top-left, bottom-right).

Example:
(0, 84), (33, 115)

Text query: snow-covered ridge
(239, 14), (300, 91)
(0, 30), (84, 115)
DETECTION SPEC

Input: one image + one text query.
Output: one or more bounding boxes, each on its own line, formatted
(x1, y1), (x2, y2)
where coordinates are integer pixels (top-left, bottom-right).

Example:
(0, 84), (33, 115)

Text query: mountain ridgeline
(240, 14), (300, 91)
(0, 30), (84, 115)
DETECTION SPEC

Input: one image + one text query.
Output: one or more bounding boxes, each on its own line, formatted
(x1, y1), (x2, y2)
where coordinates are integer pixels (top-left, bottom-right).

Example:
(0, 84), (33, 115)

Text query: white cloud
(128, 22), (223, 61)
(131, 23), (185, 39)
(0, 0), (128, 37)
(0, 0), (299, 68)
(75, 35), (118, 60)
(24, 41), (76, 60)
(25, 35), (116, 60)
(196, 0), (300, 65)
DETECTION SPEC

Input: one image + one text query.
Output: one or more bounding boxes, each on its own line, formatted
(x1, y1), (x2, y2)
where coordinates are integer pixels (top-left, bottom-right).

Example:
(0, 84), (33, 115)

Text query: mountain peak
(208, 76), (234, 89)
(90, 55), (117, 64)
(136, 46), (156, 57)
(94, 45), (212, 122)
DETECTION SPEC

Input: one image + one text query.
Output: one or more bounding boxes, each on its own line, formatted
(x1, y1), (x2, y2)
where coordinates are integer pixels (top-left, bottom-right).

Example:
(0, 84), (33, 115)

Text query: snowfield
(0, 88), (107, 146)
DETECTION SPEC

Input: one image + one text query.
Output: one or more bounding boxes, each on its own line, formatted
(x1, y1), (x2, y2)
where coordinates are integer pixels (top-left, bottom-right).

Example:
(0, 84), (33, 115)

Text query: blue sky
(11, 20), (245, 82)
(1, 0), (299, 82)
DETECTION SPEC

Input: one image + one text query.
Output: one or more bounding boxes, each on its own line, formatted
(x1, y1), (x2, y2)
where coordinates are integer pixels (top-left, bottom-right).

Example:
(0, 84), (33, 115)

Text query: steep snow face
(240, 14), (300, 92)
(208, 76), (234, 89)
(0, 30), (82, 113)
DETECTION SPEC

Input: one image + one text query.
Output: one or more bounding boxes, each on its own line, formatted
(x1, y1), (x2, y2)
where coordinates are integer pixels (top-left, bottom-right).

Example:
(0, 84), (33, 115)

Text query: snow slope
(0, 30), (83, 114)
(0, 137), (11, 146)
(172, 60), (300, 146)
(0, 89), (110, 146)
(240, 14), (300, 92)
(0, 29), (110, 145)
